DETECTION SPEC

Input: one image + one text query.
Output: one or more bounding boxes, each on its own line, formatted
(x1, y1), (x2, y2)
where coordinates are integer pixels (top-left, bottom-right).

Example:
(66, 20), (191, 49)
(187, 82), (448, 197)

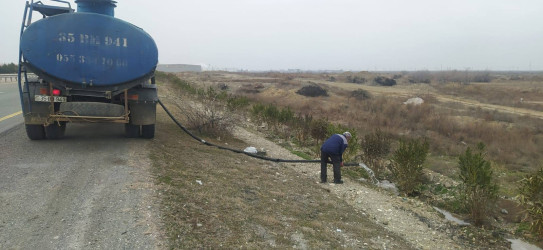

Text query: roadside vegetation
(154, 71), (543, 246)
(518, 167), (543, 237)
(150, 72), (413, 248)
(457, 143), (498, 226)
(390, 138), (429, 196)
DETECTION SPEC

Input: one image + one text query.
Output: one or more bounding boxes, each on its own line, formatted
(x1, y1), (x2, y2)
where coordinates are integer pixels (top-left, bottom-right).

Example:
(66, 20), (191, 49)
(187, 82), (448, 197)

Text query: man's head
(343, 131), (352, 140)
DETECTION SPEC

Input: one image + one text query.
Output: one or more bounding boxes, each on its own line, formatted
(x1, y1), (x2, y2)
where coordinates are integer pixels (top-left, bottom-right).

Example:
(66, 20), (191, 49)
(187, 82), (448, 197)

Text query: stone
(404, 97), (424, 105)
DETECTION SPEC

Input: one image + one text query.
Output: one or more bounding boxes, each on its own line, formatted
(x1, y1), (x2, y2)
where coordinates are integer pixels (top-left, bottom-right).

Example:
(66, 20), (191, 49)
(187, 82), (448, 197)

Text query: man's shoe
(333, 180), (344, 184)
(320, 180), (327, 183)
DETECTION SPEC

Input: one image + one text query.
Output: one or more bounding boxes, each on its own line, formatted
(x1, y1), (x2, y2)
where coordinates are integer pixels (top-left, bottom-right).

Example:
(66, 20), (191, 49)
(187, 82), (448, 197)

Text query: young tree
(458, 143), (498, 226)
(362, 130), (391, 179)
(390, 138), (429, 196)
(518, 167), (543, 238)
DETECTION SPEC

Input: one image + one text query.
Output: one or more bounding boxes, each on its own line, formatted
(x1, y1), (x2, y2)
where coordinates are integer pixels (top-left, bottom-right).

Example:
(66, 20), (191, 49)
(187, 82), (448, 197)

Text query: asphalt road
(0, 123), (161, 249)
(0, 82), (23, 134)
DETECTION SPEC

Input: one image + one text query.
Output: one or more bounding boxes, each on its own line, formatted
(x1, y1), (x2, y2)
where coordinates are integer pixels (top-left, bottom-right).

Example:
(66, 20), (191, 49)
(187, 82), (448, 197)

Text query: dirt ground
(150, 79), (521, 249)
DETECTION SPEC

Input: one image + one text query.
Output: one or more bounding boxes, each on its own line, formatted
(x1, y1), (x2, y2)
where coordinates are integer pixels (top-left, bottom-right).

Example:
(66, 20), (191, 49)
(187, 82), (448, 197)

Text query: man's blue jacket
(321, 134), (349, 161)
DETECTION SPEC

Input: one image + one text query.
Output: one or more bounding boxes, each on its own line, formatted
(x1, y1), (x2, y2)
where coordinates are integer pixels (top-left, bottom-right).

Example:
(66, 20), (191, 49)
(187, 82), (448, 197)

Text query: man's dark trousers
(320, 150), (342, 182)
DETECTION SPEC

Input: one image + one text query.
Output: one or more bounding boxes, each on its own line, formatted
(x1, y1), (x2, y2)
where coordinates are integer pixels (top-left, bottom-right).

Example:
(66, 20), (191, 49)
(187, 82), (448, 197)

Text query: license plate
(34, 95), (67, 102)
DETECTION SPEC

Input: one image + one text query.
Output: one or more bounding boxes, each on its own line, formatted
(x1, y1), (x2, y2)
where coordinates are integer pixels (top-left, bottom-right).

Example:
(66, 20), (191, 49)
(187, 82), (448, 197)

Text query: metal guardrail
(0, 74), (19, 83)
(0, 73), (36, 83)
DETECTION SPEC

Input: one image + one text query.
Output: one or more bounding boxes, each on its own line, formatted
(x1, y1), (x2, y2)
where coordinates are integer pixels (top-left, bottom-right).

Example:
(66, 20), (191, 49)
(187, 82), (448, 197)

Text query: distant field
(174, 70), (543, 196)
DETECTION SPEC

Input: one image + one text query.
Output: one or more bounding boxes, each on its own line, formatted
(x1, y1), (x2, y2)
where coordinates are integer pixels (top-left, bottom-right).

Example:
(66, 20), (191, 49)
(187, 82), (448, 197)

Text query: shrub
(278, 106), (295, 124)
(458, 143), (498, 226)
(227, 96), (250, 110)
(408, 70), (432, 84)
(390, 138), (429, 196)
(251, 103), (265, 119)
(296, 85), (328, 97)
(293, 113), (312, 146)
(471, 71), (492, 83)
(374, 76), (396, 86)
(518, 167), (543, 238)
(180, 93), (234, 138)
(309, 118), (329, 145)
(362, 130), (392, 179)
(350, 89), (371, 100)
(263, 104), (280, 128)
(347, 75), (366, 84)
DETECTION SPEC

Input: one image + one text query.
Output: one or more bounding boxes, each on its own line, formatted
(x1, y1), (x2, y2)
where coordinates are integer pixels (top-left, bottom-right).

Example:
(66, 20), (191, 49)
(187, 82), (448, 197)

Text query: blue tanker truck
(17, 0), (159, 139)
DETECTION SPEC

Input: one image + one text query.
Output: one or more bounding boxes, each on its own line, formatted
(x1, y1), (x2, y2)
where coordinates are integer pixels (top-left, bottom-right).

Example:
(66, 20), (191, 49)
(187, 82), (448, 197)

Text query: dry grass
(151, 78), (413, 249)
(175, 71), (543, 196)
(433, 81), (543, 109)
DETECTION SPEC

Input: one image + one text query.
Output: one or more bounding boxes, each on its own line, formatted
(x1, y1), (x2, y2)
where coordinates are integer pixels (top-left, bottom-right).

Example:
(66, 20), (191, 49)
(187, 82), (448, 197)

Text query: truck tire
(141, 124), (155, 139)
(25, 124), (46, 140)
(59, 102), (125, 117)
(45, 122), (66, 139)
(125, 123), (140, 138)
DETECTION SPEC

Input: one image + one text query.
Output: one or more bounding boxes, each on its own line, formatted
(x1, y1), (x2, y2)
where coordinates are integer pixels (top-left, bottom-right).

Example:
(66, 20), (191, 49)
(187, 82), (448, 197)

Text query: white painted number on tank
(58, 32), (128, 48)
(56, 53), (128, 67)
(58, 32), (75, 43)
(104, 36), (128, 47)
(55, 32), (129, 67)
(56, 54), (76, 62)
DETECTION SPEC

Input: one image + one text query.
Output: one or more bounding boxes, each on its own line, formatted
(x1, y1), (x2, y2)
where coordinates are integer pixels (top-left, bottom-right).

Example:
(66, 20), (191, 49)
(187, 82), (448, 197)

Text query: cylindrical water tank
(20, 7), (158, 87)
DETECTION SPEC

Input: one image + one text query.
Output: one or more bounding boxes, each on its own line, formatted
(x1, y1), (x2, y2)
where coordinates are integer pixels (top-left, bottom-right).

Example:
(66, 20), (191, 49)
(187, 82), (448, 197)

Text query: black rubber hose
(158, 99), (360, 166)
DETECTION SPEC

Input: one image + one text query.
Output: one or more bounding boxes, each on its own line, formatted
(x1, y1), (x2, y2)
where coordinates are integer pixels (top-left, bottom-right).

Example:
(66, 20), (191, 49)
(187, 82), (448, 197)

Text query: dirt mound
(296, 84), (328, 97)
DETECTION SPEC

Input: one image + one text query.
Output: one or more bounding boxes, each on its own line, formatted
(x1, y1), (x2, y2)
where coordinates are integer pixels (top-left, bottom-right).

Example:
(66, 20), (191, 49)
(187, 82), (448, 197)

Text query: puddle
(433, 206), (470, 226)
(377, 180), (399, 195)
(507, 239), (542, 250)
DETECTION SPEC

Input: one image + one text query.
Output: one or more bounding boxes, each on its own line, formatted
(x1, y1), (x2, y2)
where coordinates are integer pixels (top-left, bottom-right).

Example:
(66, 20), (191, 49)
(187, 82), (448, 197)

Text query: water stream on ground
(433, 206), (470, 225)
(358, 163), (399, 194)
(358, 163), (541, 250)
(433, 207), (541, 250)
(507, 239), (542, 250)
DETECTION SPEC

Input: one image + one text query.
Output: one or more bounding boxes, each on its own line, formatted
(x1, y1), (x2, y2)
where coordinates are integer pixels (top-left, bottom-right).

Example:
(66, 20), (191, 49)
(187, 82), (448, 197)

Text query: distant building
(157, 64), (202, 72)
(287, 69), (302, 73)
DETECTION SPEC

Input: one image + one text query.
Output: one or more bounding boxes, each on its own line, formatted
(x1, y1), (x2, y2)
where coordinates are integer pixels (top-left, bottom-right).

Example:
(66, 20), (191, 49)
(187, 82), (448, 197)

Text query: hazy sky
(1, 0), (542, 71)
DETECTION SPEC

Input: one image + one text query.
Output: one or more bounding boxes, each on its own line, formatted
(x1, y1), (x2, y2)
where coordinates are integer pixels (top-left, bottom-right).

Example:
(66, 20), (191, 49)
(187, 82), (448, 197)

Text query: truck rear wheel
(45, 122), (66, 139)
(25, 124), (46, 140)
(141, 124), (155, 139)
(125, 123), (140, 138)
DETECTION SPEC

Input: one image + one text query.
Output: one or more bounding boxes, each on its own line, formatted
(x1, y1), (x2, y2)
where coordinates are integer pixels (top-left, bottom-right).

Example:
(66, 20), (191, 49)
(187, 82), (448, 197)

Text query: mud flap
(127, 87), (157, 126)
(129, 102), (156, 125)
